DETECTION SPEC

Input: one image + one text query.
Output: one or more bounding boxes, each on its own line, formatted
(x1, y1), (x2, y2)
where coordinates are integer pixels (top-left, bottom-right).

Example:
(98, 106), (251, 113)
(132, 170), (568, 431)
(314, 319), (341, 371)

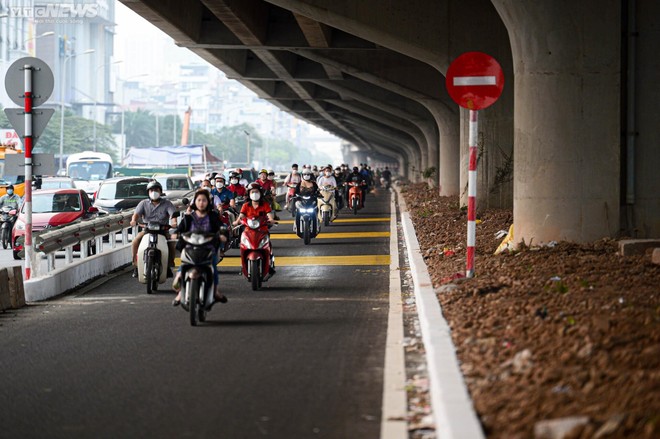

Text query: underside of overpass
(120, 0), (660, 243)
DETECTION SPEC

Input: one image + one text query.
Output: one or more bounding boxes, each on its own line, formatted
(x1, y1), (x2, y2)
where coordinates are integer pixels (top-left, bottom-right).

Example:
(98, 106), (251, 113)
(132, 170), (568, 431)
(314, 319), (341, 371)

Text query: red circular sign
(445, 51), (504, 110)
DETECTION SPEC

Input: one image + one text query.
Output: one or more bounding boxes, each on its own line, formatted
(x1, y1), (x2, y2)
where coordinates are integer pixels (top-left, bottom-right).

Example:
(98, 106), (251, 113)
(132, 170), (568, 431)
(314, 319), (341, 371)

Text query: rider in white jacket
(316, 166), (338, 220)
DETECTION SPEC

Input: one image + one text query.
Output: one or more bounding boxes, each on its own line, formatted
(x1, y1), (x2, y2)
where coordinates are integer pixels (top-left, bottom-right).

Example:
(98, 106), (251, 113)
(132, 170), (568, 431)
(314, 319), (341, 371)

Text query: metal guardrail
(32, 199), (189, 275)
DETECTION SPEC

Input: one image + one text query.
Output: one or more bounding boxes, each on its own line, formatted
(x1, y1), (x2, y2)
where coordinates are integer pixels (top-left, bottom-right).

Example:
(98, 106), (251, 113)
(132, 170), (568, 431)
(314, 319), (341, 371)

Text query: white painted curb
(396, 188), (484, 439)
(24, 244), (132, 302)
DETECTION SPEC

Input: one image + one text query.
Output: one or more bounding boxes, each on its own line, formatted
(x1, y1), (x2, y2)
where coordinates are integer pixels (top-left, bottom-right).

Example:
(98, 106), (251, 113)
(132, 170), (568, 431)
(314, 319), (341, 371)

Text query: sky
(112, 2), (343, 163)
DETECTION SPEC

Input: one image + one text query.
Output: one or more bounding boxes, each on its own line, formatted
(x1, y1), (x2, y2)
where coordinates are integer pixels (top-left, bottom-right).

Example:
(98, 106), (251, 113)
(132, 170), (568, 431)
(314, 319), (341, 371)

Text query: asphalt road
(0, 189), (393, 439)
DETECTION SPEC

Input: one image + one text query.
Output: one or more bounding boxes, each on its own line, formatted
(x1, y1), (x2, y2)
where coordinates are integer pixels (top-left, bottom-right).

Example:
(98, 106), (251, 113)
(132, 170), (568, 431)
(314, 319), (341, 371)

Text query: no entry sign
(446, 51), (504, 110)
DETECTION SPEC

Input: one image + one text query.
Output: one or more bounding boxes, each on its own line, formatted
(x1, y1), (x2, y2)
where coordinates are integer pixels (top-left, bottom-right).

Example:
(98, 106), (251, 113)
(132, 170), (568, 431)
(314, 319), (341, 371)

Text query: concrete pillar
(493, 0), (621, 243)
(626, 0), (660, 237)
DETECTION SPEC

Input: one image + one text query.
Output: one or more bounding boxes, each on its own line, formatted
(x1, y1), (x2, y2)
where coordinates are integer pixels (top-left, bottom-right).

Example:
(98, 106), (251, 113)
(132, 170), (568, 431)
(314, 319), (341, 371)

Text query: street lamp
(59, 48), (95, 172)
(243, 130), (251, 166)
(93, 60), (123, 151)
(24, 31), (54, 56)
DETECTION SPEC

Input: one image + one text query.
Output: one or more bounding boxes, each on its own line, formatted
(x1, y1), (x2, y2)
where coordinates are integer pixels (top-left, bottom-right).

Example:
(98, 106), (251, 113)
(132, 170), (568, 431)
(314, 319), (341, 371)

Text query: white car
(153, 174), (195, 199)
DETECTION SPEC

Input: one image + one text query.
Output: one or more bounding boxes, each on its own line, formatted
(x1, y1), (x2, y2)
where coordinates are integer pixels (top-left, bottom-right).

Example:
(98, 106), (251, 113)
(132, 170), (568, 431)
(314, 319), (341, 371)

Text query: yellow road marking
(276, 217), (389, 224)
(175, 255), (390, 267)
(271, 231), (390, 239)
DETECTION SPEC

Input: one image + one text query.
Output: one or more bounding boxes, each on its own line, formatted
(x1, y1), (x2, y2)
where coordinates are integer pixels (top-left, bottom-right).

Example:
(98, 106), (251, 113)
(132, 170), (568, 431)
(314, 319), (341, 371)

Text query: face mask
(292, 170), (298, 174)
(324, 171), (331, 176)
(216, 183), (224, 189)
(303, 174), (311, 181)
(250, 192), (261, 201)
(7, 189), (13, 195)
(267, 176), (274, 180)
(149, 191), (161, 201)
(230, 179), (238, 185)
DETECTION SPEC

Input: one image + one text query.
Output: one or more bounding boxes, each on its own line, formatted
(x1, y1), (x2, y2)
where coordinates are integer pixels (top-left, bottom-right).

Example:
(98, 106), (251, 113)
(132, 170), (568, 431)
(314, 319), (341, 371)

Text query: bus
(0, 144), (25, 197)
(66, 151), (114, 196)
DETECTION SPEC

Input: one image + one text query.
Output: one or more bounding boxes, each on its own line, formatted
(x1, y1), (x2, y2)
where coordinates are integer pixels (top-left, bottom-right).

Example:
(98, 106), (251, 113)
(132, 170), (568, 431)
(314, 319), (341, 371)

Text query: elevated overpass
(120, 0), (660, 244)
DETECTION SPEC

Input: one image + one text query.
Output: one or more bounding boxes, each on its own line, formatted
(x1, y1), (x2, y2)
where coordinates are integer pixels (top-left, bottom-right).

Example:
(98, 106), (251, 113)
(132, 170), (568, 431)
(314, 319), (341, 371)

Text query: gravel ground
(399, 183), (660, 439)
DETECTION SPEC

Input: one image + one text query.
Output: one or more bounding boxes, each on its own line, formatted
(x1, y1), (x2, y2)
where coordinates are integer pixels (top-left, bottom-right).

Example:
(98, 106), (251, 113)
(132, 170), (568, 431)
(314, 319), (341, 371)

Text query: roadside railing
(32, 199), (188, 277)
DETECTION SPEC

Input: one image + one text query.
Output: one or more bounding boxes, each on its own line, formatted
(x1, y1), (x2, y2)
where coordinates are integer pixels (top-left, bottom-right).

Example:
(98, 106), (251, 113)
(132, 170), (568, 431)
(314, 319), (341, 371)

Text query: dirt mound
(401, 183), (660, 438)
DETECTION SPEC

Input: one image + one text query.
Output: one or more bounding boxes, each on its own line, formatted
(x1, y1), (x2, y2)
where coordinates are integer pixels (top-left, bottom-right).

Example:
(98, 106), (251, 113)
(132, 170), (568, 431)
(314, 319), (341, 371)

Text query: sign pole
(445, 51), (504, 279)
(23, 64), (34, 279)
(466, 110), (478, 278)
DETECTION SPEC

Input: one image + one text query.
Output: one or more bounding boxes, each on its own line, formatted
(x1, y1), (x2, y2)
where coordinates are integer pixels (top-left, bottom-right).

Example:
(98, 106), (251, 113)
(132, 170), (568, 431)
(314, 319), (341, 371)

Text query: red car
(12, 188), (99, 259)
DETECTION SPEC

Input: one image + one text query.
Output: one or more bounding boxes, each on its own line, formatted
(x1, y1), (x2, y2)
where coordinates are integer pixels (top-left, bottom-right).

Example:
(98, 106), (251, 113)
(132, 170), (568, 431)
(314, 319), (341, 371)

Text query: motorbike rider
(283, 163), (301, 210)
(236, 168), (249, 187)
(347, 166), (366, 208)
(0, 184), (22, 210)
(234, 183), (276, 228)
(381, 166), (392, 188)
(332, 167), (345, 209)
(227, 172), (247, 197)
(316, 166), (338, 220)
(233, 184), (277, 272)
(130, 181), (178, 278)
(171, 189), (228, 307)
(212, 175), (236, 210)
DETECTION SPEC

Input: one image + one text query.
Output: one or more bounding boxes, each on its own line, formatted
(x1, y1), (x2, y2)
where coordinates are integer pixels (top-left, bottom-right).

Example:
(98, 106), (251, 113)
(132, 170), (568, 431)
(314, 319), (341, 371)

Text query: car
(223, 167), (258, 185)
(153, 174), (195, 199)
(93, 176), (151, 214)
(12, 188), (99, 259)
(38, 177), (76, 190)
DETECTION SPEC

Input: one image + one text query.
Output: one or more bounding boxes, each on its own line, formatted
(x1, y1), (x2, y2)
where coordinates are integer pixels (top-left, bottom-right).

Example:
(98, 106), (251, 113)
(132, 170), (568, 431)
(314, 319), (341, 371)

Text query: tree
(0, 108), (117, 162)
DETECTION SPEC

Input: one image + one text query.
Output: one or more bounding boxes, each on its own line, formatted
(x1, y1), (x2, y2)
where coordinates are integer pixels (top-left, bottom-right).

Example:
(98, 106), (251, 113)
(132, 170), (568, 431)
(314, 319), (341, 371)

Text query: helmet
(267, 169), (274, 175)
(247, 182), (262, 193)
(215, 175), (226, 182)
(352, 167), (359, 172)
(147, 181), (162, 192)
(259, 168), (268, 175)
(229, 171), (239, 178)
(302, 168), (313, 175)
(236, 168), (243, 174)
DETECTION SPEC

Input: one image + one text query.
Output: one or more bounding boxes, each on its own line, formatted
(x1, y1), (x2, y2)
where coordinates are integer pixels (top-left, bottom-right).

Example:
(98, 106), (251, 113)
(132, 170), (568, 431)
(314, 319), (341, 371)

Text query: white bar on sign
(454, 76), (497, 86)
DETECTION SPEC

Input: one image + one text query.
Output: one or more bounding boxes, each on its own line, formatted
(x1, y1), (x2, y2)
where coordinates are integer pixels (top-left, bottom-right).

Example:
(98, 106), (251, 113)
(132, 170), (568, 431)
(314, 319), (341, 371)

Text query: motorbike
(1, 206), (17, 250)
(380, 177), (391, 190)
(178, 231), (219, 326)
(318, 185), (336, 227)
(294, 194), (320, 245)
(136, 222), (172, 294)
(239, 216), (275, 291)
(348, 181), (364, 215)
(335, 185), (344, 210)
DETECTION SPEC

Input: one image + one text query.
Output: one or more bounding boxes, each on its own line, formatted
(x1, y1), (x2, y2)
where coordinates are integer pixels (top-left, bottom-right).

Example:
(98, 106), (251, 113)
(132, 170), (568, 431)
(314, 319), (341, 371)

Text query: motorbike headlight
(258, 235), (270, 248)
(15, 219), (25, 231)
(241, 233), (253, 249)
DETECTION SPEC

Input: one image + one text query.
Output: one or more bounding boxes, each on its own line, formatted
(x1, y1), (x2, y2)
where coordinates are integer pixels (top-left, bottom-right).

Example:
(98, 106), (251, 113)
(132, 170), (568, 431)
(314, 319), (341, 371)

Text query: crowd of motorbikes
(134, 175), (379, 326)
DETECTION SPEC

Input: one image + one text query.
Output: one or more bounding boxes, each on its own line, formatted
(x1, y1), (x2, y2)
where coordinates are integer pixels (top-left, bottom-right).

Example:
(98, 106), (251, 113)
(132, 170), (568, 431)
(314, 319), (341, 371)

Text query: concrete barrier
(23, 244), (132, 302)
(619, 239), (660, 256)
(0, 267), (25, 311)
